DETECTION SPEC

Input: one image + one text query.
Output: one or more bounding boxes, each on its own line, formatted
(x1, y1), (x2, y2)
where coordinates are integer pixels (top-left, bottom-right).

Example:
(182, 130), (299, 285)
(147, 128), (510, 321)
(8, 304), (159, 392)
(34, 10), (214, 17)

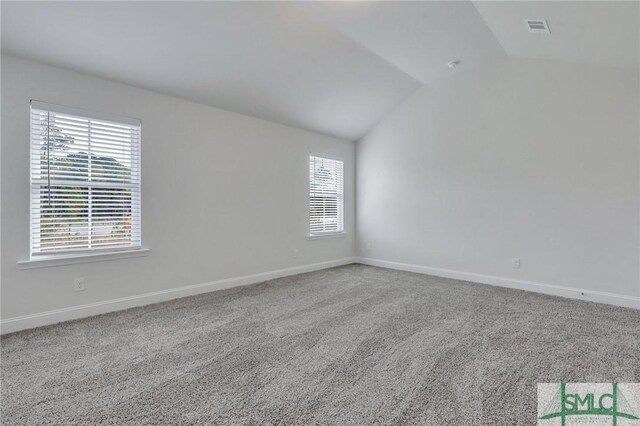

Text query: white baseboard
(0, 257), (357, 334)
(4, 256), (636, 334)
(355, 257), (640, 310)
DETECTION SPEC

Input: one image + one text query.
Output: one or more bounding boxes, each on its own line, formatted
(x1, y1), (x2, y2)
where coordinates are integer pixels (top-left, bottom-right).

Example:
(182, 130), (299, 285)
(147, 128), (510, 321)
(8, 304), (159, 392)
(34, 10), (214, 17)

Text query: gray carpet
(1, 264), (639, 425)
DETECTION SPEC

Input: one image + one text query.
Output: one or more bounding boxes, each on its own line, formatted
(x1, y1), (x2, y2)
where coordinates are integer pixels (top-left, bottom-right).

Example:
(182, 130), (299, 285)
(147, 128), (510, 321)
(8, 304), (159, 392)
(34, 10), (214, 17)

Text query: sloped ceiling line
(1, 1), (637, 141)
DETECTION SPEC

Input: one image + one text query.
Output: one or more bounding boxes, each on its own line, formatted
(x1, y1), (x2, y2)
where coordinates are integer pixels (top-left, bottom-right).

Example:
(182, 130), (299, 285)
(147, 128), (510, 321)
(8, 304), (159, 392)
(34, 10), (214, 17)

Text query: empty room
(1, 1), (639, 424)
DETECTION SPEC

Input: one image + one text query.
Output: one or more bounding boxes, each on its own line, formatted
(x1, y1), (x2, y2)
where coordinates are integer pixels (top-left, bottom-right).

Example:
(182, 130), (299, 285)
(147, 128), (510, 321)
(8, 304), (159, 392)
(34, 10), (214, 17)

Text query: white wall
(357, 57), (640, 300)
(3, 54), (638, 327)
(1, 55), (355, 321)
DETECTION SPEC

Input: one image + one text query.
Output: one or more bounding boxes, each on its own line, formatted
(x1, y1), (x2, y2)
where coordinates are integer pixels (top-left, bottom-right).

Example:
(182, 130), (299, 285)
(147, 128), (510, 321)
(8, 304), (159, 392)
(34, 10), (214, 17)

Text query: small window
(30, 101), (141, 257)
(309, 155), (344, 236)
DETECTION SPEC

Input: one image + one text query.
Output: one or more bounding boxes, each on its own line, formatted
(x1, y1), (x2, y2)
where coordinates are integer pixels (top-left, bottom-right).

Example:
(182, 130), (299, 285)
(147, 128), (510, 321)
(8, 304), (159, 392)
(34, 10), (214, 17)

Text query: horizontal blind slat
(309, 155), (344, 236)
(31, 105), (142, 256)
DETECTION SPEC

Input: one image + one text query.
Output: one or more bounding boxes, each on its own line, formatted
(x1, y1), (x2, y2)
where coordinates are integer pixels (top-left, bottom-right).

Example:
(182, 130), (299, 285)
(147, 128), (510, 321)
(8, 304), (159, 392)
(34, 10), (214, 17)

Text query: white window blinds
(30, 101), (141, 257)
(309, 155), (344, 235)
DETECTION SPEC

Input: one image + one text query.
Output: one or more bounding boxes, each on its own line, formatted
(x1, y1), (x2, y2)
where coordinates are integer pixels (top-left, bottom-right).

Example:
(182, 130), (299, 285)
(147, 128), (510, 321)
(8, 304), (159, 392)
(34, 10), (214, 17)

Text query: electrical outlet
(511, 258), (521, 269)
(366, 243), (372, 252)
(292, 248), (299, 259)
(74, 277), (85, 292)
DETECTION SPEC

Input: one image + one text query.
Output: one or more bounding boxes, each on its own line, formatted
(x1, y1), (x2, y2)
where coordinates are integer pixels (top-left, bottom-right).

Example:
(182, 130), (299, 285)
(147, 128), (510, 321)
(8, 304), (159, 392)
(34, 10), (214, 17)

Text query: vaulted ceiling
(2, 1), (638, 141)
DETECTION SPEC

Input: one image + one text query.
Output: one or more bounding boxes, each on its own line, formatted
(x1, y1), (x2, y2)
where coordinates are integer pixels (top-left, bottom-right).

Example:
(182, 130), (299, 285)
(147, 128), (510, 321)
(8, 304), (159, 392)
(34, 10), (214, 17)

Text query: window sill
(17, 248), (151, 270)
(306, 232), (347, 240)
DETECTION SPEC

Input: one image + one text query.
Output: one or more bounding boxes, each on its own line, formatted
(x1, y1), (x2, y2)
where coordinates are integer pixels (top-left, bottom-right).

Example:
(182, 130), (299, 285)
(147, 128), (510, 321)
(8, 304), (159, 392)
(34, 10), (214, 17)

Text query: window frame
(28, 100), (143, 261)
(308, 153), (346, 239)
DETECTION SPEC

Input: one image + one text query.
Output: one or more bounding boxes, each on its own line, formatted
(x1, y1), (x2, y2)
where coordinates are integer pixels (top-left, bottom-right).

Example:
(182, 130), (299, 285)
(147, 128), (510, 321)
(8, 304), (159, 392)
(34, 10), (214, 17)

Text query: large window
(30, 101), (141, 257)
(309, 155), (344, 236)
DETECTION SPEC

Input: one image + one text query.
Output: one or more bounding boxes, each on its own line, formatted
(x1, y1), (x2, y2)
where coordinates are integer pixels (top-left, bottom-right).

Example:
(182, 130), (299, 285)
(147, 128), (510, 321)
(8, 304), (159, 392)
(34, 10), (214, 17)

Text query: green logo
(538, 383), (639, 425)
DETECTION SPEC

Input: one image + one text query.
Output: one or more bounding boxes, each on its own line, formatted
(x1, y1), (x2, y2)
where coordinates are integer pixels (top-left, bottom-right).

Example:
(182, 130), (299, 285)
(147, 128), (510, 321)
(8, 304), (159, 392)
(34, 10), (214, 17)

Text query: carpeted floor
(1, 264), (639, 425)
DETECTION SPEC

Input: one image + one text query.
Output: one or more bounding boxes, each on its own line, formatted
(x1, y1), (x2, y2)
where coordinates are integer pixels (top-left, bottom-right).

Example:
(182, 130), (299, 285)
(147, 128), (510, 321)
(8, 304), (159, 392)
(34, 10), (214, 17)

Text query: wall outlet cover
(74, 278), (85, 292)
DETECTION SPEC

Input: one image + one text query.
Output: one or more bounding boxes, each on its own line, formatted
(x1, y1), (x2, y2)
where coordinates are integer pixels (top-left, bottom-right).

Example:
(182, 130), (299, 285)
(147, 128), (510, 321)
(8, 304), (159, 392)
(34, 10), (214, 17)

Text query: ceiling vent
(525, 19), (550, 34)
